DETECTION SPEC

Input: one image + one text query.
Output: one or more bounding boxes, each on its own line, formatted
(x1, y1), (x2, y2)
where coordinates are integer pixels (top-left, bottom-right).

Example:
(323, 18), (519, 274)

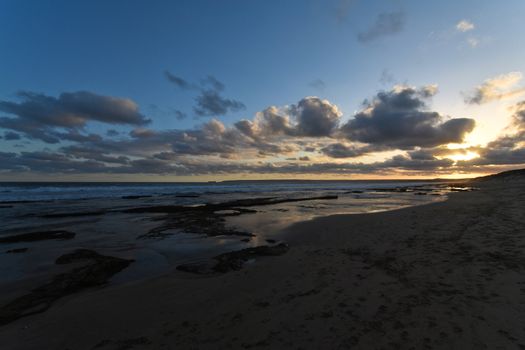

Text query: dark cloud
(379, 69), (396, 85)
(0, 151), (108, 174)
(201, 75), (225, 92)
(165, 73), (245, 118)
(194, 89), (246, 117)
(0, 91), (149, 143)
(106, 129), (119, 137)
(309, 79), (326, 91)
(173, 110), (187, 120)
(0, 91), (149, 127)
(381, 153), (454, 171)
(3, 131), (21, 140)
(250, 106), (292, 136)
(78, 119), (266, 159)
(321, 143), (365, 158)
(58, 130), (103, 143)
(321, 143), (383, 158)
(164, 71), (194, 89)
(464, 147), (525, 166)
(291, 97), (341, 137)
(62, 145), (130, 165)
(235, 97), (341, 138)
(341, 86), (475, 149)
(357, 12), (405, 43)
(513, 101), (525, 128)
(0, 148), (456, 176)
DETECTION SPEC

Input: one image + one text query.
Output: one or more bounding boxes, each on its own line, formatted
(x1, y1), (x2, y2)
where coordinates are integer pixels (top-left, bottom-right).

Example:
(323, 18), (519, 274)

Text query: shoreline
(1, 179), (524, 348)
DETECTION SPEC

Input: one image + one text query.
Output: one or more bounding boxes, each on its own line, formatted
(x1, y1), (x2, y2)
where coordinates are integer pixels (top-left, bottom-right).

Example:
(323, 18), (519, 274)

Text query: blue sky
(1, 0), (525, 180)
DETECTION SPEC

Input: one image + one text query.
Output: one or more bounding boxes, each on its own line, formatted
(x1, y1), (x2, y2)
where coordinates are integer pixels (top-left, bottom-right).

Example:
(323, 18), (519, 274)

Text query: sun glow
(444, 151), (480, 162)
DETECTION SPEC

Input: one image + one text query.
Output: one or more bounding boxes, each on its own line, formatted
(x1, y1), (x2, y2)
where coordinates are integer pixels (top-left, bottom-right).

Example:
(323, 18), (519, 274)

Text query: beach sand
(1, 177), (524, 349)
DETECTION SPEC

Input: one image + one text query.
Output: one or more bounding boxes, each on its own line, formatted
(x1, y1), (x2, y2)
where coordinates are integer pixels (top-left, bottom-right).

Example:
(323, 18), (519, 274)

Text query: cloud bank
(0, 83), (501, 178)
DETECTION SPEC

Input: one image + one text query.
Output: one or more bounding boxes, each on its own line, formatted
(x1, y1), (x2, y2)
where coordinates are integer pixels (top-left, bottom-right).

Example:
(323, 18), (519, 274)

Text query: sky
(1, 0), (525, 181)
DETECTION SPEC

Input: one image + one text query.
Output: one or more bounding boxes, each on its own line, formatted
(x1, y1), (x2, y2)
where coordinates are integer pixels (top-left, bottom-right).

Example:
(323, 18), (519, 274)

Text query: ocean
(0, 180), (449, 203)
(0, 180), (460, 285)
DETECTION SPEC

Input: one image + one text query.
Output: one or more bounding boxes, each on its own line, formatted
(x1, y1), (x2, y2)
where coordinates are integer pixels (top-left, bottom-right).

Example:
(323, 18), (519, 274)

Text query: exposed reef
(177, 243), (290, 274)
(0, 249), (133, 326)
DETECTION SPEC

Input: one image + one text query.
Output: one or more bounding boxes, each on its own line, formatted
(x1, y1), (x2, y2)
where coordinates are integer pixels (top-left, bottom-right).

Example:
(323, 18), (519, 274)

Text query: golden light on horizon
(444, 150), (480, 162)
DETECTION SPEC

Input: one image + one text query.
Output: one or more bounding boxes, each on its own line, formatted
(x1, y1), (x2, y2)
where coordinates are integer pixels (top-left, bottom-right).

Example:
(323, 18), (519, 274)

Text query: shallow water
(0, 180), (460, 289)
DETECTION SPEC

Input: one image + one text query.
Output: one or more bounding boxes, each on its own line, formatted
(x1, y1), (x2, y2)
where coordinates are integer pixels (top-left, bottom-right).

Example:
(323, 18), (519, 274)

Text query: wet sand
(1, 177), (525, 349)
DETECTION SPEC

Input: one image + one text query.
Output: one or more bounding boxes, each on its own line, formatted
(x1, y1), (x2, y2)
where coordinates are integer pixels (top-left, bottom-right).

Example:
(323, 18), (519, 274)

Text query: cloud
(237, 106), (292, 137)
(164, 71), (194, 89)
(455, 100), (525, 169)
(340, 85), (475, 148)
(173, 110), (187, 120)
(456, 20), (474, 32)
(0, 91), (149, 127)
(335, 0), (357, 22)
(464, 72), (525, 104)
(235, 97), (341, 138)
(201, 75), (225, 92)
(194, 89), (246, 117)
(357, 12), (405, 43)
(379, 69), (396, 85)
(291, 97), (342, 137)
(0, 91), (150, 143)
(165, 72), (245, 118)
(321, 142), (374, 158)
(309, 79), (326, 91)
(0, 87), (493, 177)
(3, 131), (21, 141)
(0, 149), (455, 176)
(513, 101), (525, 128)
(467, 37), (479, 48)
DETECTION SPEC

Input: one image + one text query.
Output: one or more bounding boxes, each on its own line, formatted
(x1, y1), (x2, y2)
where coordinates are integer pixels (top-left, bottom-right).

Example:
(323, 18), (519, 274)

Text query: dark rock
(0, 230), (75, 243)
(177, 243), (290, 274)
(6, 248), (28, 254)
(175, 194), (200, 198)
(40, 211), (105, 218)
(92, 336), (151, 349)
(0, 249), (133, 326)
(266, 239), (276, 244)
(449, 187), (473, 192)
(121, 195), (153, 200)
(129, 196), (336, 239)
(55, 248), (104, 264)
(125, 195), (338, 214)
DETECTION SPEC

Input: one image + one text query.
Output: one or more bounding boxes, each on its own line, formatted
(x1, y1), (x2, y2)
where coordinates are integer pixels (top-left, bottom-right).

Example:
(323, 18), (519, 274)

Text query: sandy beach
(0, 175), (524, 349)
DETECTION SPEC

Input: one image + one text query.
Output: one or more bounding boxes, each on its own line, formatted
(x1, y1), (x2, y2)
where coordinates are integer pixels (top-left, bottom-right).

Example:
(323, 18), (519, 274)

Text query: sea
(0, 180), (460, 286)
(0, 180), (451, 203)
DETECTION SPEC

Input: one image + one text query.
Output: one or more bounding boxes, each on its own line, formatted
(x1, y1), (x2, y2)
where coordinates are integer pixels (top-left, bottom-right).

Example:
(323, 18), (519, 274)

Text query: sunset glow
(1, 1), (524, 180)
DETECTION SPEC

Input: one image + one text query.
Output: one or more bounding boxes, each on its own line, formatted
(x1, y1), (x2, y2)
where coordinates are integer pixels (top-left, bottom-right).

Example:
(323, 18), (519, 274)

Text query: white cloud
(467, 37), (479, 48)
(456, 20), (475, 32)
(464, 72), (525, 104)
